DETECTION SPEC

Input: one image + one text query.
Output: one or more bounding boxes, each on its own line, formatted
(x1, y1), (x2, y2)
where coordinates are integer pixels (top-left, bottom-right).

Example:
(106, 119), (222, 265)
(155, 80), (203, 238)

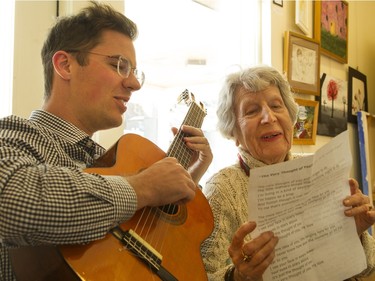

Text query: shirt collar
(29, 110), (91, 144)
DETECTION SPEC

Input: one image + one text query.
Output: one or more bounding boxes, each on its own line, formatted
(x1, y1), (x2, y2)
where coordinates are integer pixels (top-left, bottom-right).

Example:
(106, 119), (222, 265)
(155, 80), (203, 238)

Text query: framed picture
(317, 73), (347, 137)
(273, 0), (283, 7)
(192, 0), (218, 10)
(295, 0), (313, 37)
(348, 67), (368, 123)
(283, 31), (320, 96)
(293, 98), (319, 145)
(314, 0), (349, 64)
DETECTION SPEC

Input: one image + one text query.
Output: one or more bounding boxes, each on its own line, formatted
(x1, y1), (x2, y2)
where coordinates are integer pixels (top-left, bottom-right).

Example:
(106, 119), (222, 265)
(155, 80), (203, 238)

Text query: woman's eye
(246, 108), (257, 115)
(271, 103), (284, 109)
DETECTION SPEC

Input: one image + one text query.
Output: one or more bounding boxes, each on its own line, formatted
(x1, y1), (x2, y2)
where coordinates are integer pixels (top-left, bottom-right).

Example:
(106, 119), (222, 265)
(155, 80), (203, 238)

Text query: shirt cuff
(105, 176), (138, 223)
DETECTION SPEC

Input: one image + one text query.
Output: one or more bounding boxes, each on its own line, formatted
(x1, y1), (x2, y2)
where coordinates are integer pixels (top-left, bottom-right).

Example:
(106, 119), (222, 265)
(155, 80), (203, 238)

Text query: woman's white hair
(216, 65), (299, 140)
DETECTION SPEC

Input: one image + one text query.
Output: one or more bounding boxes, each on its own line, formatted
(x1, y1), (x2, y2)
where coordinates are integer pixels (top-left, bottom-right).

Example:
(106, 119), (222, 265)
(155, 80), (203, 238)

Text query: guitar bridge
(110, 227), (178, 281)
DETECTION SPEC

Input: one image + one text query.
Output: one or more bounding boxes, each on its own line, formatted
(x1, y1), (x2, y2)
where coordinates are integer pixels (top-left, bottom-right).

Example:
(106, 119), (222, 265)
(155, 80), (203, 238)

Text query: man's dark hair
(41, 1), (138, 99)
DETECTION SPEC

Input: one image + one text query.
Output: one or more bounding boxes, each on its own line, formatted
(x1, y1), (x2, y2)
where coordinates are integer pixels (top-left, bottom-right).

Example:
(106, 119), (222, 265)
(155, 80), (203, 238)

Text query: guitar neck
(167, 102), (205, 169)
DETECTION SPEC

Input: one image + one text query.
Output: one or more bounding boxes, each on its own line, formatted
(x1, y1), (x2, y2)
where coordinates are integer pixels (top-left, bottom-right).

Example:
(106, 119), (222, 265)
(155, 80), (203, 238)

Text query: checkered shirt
(0, 110), (137, 280)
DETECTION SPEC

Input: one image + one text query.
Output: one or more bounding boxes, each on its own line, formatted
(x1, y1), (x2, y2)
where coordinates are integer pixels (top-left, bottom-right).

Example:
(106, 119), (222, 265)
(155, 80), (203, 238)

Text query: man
(0, 2), (213, 280)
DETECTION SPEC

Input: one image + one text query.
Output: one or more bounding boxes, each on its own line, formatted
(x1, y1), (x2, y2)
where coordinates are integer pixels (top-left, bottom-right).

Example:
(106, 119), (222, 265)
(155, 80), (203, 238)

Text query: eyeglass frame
(65, 50), (145, 87)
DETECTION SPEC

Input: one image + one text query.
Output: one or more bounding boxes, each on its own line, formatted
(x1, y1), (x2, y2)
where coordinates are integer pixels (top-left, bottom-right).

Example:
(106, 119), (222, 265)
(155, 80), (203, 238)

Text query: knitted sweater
(201, 147), (375, 281)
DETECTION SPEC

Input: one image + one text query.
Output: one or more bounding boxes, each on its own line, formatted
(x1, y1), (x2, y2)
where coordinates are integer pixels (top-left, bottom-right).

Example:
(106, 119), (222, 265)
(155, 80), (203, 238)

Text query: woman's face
(233, 85), (294, 164)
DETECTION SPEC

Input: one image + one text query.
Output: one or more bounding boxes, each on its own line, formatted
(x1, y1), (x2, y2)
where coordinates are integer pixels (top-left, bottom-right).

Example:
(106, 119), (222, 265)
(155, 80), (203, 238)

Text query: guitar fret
(167, 98), (206, 170)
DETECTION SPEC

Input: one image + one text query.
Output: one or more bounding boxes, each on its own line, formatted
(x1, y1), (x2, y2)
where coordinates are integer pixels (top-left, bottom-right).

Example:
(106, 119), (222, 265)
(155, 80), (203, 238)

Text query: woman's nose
(261, 107), (277, 124)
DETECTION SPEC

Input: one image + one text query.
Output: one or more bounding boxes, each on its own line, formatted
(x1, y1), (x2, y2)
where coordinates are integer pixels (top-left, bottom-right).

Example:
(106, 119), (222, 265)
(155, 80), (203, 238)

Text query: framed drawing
(314, 0), (348, 64)
(293, 99), (319, 145)
(317, 73), (347, 137)
(348, 67), (368, 123)
(273, 0), (283, 7)
(295, 0), (313, 37)
(284, 31), (320, 96)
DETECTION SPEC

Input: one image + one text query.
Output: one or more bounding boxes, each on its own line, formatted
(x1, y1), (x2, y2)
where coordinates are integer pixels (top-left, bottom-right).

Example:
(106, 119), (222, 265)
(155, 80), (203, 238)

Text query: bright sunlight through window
(124, 0), (262, 184)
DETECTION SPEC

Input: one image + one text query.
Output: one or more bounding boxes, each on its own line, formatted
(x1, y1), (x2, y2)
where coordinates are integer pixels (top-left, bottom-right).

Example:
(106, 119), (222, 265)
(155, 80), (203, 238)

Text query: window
(125, 0), (264, 183)
(0, 0), (15, 117)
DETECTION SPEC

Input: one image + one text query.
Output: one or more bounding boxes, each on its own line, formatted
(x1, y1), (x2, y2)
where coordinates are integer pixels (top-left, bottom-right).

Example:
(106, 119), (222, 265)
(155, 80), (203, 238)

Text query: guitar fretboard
(167, 101), (206, 169)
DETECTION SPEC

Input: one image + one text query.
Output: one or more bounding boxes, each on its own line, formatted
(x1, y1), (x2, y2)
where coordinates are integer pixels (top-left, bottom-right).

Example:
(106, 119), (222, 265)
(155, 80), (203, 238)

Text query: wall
(270, 0), (375, 181)
(12, 1), (54, 118)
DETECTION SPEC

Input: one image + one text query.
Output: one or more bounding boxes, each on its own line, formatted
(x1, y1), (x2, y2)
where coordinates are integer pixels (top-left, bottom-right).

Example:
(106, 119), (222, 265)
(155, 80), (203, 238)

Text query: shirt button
(87, 140), (94, 148)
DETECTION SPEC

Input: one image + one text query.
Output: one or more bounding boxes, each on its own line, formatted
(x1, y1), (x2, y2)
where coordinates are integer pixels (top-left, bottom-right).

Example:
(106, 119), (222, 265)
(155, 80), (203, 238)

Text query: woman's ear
(235, 138), (240, 147)
(231, 129), (240, 147)
(52, 51), (71, 80)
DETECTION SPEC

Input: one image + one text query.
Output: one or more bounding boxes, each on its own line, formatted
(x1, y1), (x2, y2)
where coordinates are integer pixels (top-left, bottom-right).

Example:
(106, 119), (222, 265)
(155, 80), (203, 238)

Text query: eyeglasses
(69, 51), (145, 87)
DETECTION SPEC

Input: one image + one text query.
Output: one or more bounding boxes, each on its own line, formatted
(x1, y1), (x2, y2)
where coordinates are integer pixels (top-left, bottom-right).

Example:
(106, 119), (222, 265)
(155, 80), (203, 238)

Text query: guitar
(9, 90), (214, 281)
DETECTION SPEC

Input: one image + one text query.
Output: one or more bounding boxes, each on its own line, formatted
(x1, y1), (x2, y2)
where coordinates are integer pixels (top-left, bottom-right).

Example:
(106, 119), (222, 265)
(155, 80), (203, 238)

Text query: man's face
(68, 30), (141, 135)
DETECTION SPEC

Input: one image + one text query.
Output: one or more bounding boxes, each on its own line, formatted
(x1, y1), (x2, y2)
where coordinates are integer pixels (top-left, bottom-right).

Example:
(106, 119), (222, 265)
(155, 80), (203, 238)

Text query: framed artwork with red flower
(348, 67), (368, 123)
(314, 0), (349, 64)
(316, 73), (347, 137)
(284, 31), (320, 96)
(293, 98), (319, 145)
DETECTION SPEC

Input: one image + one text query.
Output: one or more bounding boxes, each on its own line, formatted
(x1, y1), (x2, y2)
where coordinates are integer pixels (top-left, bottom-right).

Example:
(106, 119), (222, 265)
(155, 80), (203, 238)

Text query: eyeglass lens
(118, 57), (145, 86)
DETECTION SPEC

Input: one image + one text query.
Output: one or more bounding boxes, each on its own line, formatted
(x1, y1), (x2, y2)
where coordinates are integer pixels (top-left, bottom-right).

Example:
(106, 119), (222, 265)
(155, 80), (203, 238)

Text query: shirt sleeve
(351, 231), (375, 278)
(0, 146), (137, 247)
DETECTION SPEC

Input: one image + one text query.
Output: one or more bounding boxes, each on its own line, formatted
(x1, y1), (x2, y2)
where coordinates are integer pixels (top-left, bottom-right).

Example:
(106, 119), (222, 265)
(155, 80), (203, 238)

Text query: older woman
(201, 66), (375, 281)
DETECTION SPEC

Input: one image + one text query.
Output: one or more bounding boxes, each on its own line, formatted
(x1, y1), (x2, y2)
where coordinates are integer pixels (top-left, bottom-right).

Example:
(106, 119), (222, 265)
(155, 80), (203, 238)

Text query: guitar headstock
(177, 89), (207, 116)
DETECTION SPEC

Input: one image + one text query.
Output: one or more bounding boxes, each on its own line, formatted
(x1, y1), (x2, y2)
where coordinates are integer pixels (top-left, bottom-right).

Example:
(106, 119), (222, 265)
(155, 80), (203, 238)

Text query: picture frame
(317, 73), (347, 137)
(192, 0), (218, 10)
(314, 0), (349, 64)
(295, 0), (313, 37)
(293, 98), (319, 145)
(283, 31), (320, 96)
(273, 0), (283, 7)
(348, 67), (368, 123)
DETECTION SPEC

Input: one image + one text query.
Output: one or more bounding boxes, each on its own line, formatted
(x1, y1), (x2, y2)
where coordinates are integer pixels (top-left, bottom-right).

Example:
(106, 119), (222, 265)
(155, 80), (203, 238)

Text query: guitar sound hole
(158, 204), (179, 215)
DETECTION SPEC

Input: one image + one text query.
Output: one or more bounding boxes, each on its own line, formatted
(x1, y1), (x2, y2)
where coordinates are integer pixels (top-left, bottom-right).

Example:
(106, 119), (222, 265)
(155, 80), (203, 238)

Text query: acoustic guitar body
(61, 134), (213, 281)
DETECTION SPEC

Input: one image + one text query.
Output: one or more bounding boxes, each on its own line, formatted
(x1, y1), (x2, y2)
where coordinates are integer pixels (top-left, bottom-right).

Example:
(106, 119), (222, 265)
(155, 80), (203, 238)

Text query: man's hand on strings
(171, 125), (213, 185)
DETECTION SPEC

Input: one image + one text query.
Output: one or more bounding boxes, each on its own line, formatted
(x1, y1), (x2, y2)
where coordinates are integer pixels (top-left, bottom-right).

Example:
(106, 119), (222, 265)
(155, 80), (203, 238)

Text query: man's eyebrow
(107, 54), (122, 59)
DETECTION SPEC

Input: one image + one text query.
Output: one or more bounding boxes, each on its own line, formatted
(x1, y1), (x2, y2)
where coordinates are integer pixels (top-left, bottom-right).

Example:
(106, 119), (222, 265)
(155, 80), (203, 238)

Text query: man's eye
(118, 61), (130, 72)
(118, 63), (128, 71)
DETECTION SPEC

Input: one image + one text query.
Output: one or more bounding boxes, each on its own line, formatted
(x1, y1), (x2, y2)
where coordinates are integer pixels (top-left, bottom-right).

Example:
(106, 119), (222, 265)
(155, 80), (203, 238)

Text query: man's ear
(52, 51), (72, 80)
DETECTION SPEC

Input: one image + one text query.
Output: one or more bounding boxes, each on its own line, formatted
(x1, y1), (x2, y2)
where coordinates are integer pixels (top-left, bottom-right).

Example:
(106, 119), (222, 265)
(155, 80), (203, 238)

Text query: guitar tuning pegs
(199, 101), (207, 115)
(178, 89), (195, 105)
(177, 89), (189, 104)
(190, 92), (196, 102)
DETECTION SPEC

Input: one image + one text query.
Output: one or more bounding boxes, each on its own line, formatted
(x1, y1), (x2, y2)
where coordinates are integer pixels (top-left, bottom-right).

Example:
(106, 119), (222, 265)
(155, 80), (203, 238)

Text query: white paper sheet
(248, 130), (367, 281)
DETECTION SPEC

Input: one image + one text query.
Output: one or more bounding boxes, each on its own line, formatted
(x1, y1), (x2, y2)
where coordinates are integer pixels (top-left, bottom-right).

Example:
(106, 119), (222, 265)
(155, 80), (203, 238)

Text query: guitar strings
(131, 101), (205, 266)
(154, 104), (205, 255)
